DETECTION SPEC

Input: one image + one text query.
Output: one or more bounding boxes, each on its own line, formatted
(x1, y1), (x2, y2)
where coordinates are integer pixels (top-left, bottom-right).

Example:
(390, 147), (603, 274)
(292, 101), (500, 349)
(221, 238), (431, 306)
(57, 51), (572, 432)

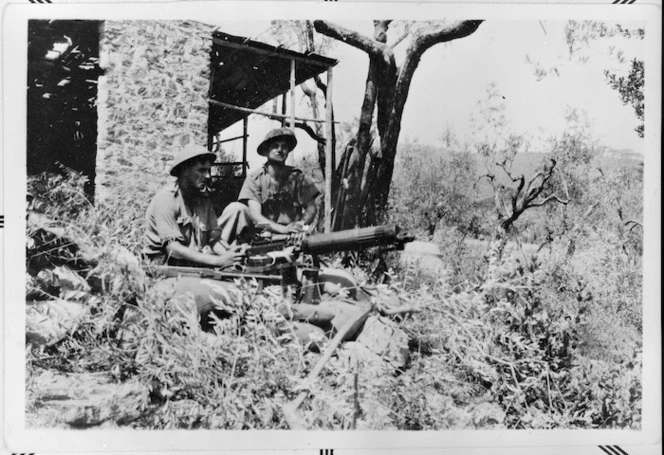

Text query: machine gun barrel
(300, 224), (414, 255)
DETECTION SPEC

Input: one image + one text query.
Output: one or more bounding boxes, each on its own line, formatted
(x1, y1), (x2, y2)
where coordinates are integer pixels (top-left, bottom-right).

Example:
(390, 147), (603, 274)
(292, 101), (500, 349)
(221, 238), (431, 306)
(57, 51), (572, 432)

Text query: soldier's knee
(218, 202), (249, 221)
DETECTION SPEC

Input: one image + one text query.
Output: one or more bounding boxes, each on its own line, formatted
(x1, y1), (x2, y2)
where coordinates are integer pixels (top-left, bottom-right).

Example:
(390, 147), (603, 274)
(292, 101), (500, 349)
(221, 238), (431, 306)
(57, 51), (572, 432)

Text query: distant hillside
(599, 147), (644, 172)
(445, 147), (642, 203)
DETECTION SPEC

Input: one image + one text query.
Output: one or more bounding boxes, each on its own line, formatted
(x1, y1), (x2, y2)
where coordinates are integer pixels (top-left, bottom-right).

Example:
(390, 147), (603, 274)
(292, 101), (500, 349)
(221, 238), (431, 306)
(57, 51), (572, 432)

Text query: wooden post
(281, 95), (287, 127)
(288, 59), (296, 167)
(242, 116), (248, 177)
(325, 68), (333, 233)
(290, 59), (296, 130)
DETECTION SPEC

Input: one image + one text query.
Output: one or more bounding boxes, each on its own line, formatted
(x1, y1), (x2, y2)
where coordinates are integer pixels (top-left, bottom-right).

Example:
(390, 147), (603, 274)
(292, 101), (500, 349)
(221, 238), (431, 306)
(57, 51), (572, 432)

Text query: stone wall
(97, 20), (213, 205)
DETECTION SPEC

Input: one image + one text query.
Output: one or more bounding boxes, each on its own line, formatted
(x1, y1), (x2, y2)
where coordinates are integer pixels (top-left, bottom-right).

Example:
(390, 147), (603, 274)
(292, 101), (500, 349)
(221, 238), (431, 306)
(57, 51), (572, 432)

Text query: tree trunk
(315, 20), (483, 228)
(486, 221), (510, 282)
(337, 59), (380, 229)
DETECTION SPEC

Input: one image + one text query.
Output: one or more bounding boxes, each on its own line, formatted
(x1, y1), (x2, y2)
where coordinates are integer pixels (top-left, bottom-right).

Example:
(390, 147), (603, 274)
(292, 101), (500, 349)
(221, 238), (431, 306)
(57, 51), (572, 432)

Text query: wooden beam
(212, 36), (336, 68)
(325, 68), (334, 233)
(217, 134), (246, 144)
(208, 99), (340, 124)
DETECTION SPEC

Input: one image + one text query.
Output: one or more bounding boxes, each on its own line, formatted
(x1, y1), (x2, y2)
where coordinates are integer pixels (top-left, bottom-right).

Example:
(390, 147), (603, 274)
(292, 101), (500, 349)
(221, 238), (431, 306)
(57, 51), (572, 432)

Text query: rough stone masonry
(96, 20), (214, 205)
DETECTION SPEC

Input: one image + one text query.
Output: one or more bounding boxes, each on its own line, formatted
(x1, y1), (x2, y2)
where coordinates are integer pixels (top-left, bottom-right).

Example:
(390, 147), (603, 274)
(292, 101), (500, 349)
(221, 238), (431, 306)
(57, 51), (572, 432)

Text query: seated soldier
(144, 144), (245, 330)
(218, 129), (365, 348)
(217, 127), (319, 244)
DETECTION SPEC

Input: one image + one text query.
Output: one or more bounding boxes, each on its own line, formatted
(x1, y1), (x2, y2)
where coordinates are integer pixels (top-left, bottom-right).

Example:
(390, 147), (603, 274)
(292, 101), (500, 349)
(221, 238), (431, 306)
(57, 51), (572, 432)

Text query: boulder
(400, 240), (445, 273)
(355, 316), (410, 370)
(26, 299), (88, 346)
(292, 321), (327, 352)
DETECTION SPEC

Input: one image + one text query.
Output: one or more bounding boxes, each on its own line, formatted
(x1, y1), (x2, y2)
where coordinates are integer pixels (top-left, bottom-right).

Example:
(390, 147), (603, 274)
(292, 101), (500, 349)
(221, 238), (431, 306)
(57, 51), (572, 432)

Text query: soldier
(218, 127), (320, 244)
(144, 144), (244, 266)
(144, 144), (245, 330)
(217, 129), (367, 348)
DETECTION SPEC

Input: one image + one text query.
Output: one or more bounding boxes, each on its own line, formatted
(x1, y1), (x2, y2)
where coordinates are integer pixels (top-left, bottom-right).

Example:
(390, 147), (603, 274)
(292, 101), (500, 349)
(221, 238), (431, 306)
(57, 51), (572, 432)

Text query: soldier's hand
(284, 221), (305, 233)
(215, 245), (245, 268)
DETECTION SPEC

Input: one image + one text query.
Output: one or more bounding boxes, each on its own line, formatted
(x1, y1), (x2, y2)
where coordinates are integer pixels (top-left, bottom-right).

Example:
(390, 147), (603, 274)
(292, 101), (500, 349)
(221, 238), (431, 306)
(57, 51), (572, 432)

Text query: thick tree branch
(511, 175), (525, 215)
(313, 75), (327, 96)
(294, 122), (325, 145)
(523, 159), (557, 205)
(527, 194), (571, 208)
(314, 20), (385, 56)
(300, 82), (316, 98)
(416, 20), (484, 49)
(384, 20), (483, 156)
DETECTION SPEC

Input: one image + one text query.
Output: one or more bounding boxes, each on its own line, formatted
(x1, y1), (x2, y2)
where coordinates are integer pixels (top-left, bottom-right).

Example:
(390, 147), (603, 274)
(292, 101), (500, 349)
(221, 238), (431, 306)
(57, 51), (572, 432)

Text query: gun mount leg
(300, 269), (322, 304)
(280, 265), (299, 301)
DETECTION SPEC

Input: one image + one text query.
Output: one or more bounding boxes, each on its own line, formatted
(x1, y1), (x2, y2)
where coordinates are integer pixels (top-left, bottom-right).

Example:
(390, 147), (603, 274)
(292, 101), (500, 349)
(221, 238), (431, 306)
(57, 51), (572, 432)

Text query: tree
(566, 21), (645, 138)
(313, 20), (483, 229)
(470, 83), (571, 278)
(527, 21), (645, 138)
(605, 58), (644, 138)
(389, 140), (477, 238)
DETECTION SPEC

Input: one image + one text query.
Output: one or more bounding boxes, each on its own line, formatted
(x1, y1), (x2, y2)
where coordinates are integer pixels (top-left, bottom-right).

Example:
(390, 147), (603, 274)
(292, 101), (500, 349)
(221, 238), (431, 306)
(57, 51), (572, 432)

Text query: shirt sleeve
(238, 171), (262, 204)
(297, 172), (320, 206)
(149, 191), (185, 246)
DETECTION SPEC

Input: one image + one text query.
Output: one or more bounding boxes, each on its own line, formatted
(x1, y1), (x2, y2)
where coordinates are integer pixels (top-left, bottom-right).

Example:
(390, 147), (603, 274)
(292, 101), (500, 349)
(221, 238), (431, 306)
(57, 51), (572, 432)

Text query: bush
(25, 168), (642, 430)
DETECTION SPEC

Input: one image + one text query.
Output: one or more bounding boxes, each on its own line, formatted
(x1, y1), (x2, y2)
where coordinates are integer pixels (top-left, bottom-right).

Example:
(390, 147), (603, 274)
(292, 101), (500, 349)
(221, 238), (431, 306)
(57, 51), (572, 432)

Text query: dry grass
(25, 169), (642, 429)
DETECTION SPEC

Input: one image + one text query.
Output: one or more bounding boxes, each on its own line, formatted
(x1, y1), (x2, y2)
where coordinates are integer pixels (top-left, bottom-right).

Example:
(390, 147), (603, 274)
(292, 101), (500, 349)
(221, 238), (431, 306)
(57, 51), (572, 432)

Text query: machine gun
(246, 224), (414, 258)
(153, 224), (414, 302)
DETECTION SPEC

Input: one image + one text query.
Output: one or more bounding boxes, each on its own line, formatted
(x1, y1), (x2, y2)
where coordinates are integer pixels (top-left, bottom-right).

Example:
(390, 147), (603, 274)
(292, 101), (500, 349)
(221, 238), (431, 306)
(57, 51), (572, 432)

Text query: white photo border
(2, 1), (661, 453)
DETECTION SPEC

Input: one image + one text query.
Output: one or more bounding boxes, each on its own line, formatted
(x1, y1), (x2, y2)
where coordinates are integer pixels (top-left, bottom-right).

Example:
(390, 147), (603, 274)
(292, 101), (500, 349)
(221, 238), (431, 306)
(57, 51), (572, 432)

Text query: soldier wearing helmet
(218, 127), (320, 244)
(144, 143), (244, 267)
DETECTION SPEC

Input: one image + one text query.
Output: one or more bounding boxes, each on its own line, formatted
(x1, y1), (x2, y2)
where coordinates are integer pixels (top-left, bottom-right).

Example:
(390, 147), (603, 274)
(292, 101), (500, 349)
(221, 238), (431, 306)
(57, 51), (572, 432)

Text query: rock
(469, 402), (506, 428)
(26, 299), (88, 345)
(292, 321), (327, 352)
(338, 341), (386, 375)
(26, 370), (145, 428)
(400, 240), (445, 273)
(355, 316), (410, 370)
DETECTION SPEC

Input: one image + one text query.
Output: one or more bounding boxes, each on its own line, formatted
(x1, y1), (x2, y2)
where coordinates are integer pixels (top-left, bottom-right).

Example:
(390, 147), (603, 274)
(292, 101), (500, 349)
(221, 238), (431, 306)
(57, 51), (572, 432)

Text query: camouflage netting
(96, 20), (214, 205)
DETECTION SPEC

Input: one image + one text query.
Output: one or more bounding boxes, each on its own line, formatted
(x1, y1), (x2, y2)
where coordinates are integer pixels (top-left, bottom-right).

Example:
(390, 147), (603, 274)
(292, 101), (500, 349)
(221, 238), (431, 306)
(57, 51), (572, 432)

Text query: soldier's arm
(301, 194), (319, 226)
(165, 241), (243, 268)
(246, 199), (296, 234)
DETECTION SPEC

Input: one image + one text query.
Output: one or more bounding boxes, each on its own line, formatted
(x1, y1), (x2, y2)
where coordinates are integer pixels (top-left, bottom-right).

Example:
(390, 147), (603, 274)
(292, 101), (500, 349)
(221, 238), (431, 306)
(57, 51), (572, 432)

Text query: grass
(25, 169), (643, 430)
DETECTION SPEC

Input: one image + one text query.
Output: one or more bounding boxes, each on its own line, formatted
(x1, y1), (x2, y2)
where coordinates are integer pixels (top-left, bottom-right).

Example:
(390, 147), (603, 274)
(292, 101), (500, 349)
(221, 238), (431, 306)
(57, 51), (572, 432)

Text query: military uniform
(144, 182), (220, 265)
(217, 164), (320, 244)
(143, 144), (239, 331)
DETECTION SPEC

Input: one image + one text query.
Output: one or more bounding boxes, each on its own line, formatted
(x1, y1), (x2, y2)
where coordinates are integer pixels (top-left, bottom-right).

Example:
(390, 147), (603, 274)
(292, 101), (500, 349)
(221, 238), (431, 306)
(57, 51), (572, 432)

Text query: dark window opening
(27, 20), (104, 197)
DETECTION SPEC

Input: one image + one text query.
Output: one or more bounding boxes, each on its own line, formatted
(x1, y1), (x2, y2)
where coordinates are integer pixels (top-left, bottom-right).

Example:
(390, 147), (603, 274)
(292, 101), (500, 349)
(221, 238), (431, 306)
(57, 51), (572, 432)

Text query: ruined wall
(97, 20), (213, 205)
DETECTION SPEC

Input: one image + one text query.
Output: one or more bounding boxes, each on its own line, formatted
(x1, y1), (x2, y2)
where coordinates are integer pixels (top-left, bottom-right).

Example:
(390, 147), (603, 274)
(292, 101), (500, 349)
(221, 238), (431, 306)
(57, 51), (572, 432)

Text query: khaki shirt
(238, 165), (319, 224)
(144, 182), (219, 257)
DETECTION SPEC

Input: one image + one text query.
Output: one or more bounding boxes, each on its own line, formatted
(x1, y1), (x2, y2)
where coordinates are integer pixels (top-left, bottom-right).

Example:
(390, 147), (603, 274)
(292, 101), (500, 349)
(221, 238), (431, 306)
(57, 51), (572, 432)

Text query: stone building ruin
(27, 19), (337, 213)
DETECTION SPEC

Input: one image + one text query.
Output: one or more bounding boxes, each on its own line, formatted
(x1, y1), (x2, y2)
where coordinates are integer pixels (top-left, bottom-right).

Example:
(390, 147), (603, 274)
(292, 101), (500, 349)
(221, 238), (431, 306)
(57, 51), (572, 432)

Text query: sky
(198, 19), (645, 166)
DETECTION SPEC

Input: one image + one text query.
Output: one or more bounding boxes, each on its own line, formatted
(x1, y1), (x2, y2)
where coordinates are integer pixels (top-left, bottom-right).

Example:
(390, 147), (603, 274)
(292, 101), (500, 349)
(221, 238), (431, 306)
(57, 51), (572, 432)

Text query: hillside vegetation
(25, 130), (642, 430)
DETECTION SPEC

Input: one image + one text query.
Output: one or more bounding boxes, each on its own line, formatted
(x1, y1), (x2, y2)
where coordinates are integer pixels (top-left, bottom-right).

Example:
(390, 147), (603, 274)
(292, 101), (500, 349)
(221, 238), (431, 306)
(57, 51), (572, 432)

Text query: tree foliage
(528, 21), (645, 138)
(605, 59), (644, 138)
